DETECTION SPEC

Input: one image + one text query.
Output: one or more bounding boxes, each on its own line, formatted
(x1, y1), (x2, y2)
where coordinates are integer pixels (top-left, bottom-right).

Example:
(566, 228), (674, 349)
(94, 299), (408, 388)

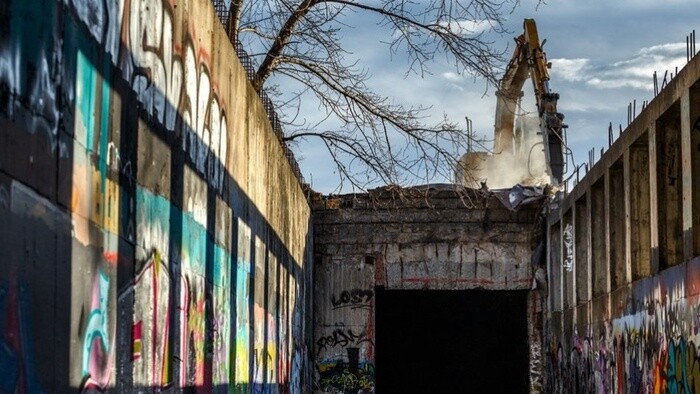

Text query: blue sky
(260, 0), (700, 193)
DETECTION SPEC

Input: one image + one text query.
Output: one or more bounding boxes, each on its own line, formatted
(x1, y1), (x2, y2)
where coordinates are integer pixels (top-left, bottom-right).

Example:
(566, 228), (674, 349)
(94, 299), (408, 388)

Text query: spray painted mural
(545, 260), (700, 393)
(0, 0), (312, 391)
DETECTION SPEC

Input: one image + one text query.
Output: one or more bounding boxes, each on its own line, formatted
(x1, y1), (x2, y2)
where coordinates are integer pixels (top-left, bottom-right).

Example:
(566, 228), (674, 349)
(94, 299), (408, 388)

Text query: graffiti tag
(563, 223), (573, 272)
(331, 289), (373, 310)
(317, 329), (372, 353)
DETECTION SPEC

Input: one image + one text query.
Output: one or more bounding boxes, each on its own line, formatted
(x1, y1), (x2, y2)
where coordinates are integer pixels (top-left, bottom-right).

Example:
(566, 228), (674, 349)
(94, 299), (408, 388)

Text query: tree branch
(253, 0), (319, 91)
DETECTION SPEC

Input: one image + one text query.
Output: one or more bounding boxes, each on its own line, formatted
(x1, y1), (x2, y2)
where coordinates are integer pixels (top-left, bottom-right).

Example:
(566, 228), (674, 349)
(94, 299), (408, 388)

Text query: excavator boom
(493, 18), (566, 184)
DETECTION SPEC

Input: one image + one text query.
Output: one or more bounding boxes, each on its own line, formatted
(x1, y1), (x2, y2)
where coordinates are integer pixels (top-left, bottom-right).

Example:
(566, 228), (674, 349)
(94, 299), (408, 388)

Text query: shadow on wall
(0, 0), (313, 392)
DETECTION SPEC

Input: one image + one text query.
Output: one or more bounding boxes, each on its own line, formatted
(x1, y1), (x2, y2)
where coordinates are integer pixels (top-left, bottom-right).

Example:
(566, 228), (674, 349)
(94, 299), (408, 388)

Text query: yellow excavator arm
(493, 18), (566, 184)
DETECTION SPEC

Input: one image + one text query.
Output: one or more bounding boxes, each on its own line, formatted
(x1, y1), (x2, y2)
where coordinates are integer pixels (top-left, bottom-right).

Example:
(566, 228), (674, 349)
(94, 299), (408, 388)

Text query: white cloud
(549, 42), (687, 91)
(549, 58), (590, 82)
(441, 71), (462, 82)
(439, 19), (498, 36)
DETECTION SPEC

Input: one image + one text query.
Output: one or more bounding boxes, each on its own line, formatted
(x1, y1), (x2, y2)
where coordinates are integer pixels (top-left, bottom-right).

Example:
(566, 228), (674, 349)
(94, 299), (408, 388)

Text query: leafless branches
(228, 0), (523, 191)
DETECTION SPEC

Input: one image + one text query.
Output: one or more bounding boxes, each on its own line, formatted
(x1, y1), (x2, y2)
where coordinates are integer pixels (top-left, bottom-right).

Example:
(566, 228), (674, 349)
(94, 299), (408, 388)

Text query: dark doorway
(375, 288), (529, 393)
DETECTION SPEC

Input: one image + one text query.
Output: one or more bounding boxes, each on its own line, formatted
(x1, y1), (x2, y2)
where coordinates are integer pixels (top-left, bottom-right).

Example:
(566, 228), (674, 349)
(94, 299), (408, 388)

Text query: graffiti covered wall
(545, 261), (700, 394)
(0, 0), (313, 391)
(543, 47), (700, 394)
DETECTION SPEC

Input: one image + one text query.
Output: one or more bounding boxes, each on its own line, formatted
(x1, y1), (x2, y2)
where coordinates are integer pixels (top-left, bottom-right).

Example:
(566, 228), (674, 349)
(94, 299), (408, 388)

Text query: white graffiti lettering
(103, 0), (125, 66)
(0, 45), (19, 105)
(72, 0), (105, 43)
(129, 0), (167, 127)
(69, 0), (229, 190)
(563, 223), (574, 272)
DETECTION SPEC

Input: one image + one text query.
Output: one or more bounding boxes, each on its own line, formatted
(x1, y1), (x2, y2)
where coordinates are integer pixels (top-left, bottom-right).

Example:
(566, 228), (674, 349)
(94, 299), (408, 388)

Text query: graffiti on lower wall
(133, 249), (172, 387)
(314, 260), (375, 394)
(317, 358), (375, 394)
(212, 244), (232, 386)
(545, 261), (700, 393)
(236, 219), (252, 392)
(253, 236), (267, 392)
(179, 171), (208, 389)
(0, 0), (312, 390)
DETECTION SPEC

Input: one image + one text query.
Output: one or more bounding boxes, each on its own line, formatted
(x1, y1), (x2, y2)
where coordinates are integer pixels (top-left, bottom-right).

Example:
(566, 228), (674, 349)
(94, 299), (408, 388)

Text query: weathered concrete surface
(544, 48), (700, 393)
(312, 185), (546, 393)
(0, 0), (313, 391)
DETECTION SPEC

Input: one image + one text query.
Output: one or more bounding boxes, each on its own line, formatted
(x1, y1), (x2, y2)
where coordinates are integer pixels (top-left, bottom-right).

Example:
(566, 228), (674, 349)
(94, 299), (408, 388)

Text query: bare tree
(223, 0), (521, 191)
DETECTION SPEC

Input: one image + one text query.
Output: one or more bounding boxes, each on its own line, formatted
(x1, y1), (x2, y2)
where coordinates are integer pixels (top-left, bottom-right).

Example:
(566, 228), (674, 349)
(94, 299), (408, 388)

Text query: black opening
(375, 289), (529, 393)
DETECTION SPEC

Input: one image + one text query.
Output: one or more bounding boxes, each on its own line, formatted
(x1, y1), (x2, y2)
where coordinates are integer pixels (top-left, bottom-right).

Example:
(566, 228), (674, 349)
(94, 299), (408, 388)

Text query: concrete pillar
(649, 123), (660, 274)
(629, 137), (651, 279)
(681, 89), (694, 261)
(575, 195), (591, 303)
(591, 179), (608, 295)
(623, 150), (633, 283)
(656, 104), (683, 268)
(549, 221), (563, 312)
(608, 160), (627, 289)
(604, 171), (613, 293)
(563, 211), (575, 309)
(546, 218), (552, 313)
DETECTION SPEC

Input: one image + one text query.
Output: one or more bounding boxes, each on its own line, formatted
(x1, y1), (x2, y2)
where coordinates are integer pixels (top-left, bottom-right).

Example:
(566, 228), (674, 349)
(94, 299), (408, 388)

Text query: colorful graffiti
(81, 268), (113, 391)
(133, 249), (172, 388)
(0, 0), (312, 390)
(212, 244), (232, 386)
(316, 359), (375, 394)
(68, 0), (228, 191)
(236, 219), (252, 392)
(0, 0), (60, 149)
(545, 263), (700, 394)
(180, 206), (207, 388)
(253, 236), (267, 392)
(69, 33), (121, 393)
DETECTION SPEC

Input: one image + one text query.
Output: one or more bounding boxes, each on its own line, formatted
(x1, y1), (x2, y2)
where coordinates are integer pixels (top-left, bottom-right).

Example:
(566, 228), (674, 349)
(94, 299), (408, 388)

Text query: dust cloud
(456, 116), (551, 189)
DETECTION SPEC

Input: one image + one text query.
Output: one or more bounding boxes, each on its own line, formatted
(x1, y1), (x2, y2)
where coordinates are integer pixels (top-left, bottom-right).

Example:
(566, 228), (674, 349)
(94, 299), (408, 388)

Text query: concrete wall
(0, 0), (313, 392)
(312, 186), (545, 393)
(544, 52), (700, 392)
